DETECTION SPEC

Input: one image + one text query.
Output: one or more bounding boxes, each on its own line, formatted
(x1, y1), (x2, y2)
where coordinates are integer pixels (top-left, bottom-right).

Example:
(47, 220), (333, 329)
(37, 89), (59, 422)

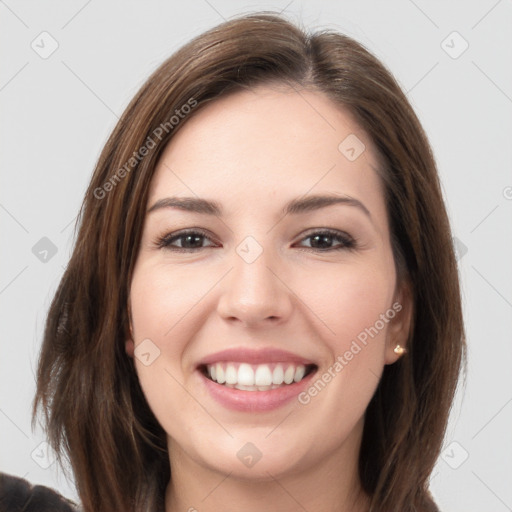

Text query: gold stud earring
(393, 344), (407, 356)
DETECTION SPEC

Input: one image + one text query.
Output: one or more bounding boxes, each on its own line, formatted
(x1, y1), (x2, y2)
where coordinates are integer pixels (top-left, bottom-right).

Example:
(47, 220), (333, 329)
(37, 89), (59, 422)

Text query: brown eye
(297, 230), (356, 251)
(156, 229), (217, 252)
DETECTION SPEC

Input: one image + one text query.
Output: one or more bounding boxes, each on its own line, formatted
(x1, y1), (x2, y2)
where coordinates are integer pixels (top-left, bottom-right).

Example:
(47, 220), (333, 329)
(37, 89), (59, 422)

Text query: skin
(125, 84), (412, 512)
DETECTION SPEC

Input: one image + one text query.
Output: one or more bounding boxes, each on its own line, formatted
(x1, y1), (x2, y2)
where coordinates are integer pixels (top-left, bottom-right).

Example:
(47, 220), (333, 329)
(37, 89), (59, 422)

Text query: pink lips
(196, 347), (317, 412)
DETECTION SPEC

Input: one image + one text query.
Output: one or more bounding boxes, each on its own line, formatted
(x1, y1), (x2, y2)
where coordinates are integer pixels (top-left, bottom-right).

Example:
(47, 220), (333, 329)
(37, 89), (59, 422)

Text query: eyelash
(153, 228), (357, 253)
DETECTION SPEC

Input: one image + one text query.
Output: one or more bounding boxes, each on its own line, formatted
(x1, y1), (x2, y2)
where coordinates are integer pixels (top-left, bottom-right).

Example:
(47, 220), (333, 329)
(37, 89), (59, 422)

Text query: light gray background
(1, 1), (511, 510)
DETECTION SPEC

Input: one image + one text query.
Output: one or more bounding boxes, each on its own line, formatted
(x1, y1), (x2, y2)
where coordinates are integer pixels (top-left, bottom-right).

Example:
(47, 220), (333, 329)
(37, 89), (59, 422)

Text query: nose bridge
(217, 235), (292, 324)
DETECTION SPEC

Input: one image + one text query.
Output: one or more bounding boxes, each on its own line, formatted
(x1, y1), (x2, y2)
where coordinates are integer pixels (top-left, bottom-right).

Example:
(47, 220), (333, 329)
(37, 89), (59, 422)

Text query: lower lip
(198, 369), (316, 412)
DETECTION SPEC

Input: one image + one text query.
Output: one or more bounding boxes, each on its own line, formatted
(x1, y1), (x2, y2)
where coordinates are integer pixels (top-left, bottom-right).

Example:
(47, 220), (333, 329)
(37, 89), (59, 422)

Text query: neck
(164, 420), (370, 512)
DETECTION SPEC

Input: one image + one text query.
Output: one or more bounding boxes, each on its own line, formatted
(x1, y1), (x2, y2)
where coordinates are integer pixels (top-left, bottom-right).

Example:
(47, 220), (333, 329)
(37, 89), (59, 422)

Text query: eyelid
(297, 227), (354, 242)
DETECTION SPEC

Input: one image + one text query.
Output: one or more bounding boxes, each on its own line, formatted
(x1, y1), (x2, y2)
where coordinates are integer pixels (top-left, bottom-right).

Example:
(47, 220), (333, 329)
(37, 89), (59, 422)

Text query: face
(126, 85), (411, 481)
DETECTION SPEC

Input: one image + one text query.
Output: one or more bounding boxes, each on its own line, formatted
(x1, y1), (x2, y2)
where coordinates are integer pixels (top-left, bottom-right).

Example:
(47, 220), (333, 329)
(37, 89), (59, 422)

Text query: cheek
(298, 260), (395, 348)
(130, 263), (205, 348)
(128, 261), (225, 418)
(293, 266), (394, 435)
(128, 265), (196, 401)
(128, 264), (204, 433)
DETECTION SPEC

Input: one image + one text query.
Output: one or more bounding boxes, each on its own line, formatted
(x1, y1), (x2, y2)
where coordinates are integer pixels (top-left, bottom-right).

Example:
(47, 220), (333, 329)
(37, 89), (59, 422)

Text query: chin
(178, 427), (323, 480)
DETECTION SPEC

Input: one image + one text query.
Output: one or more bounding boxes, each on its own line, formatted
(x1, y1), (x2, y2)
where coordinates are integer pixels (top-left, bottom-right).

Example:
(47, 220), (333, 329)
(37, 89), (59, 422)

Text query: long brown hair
(32, 12), (465, 512)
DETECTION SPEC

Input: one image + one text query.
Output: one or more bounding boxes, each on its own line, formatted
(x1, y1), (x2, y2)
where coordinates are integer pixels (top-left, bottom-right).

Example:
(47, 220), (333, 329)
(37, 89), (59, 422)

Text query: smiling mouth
(199, 362), (318, 391)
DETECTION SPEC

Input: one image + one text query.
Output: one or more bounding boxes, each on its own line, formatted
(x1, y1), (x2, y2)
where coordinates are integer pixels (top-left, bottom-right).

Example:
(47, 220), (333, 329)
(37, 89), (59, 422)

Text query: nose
(216, 244), (293, 328)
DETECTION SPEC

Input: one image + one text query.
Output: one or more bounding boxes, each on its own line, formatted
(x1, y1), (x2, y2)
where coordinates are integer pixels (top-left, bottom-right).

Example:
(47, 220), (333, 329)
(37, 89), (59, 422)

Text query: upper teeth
(206, 362), (308, 389)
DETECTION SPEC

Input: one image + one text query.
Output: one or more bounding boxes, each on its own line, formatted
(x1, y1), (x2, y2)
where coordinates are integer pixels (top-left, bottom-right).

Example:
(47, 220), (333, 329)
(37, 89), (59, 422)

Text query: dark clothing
(0, 472), (81, 512)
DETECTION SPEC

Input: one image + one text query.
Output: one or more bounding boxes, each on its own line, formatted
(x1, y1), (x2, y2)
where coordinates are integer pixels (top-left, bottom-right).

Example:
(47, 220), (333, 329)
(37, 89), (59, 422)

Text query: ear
(125, 300), (135, 358)
(384, 279), (413, 365)
(125, 339), (135, 358)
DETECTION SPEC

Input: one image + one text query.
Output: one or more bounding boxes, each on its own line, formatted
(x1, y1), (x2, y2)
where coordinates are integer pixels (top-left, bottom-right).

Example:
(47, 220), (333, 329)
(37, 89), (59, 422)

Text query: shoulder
(0, 471), (81, 512)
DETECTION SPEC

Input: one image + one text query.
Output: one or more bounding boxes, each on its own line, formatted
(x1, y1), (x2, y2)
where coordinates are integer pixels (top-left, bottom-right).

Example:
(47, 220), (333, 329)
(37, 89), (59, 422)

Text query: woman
(26, 12), (464, 512)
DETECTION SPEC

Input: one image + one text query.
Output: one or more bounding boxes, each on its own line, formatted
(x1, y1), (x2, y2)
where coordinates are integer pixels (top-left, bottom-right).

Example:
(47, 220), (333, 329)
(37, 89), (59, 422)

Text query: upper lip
(197, 347), (317, 367)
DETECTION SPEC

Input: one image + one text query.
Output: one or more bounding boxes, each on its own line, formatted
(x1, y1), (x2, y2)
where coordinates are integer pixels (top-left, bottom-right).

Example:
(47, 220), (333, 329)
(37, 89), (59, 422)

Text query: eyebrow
(147, 194), (371, 219)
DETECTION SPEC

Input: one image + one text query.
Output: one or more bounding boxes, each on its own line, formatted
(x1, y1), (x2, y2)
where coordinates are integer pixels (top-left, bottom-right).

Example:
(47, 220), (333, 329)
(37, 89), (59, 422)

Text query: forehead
(148, 85), (385, 219)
